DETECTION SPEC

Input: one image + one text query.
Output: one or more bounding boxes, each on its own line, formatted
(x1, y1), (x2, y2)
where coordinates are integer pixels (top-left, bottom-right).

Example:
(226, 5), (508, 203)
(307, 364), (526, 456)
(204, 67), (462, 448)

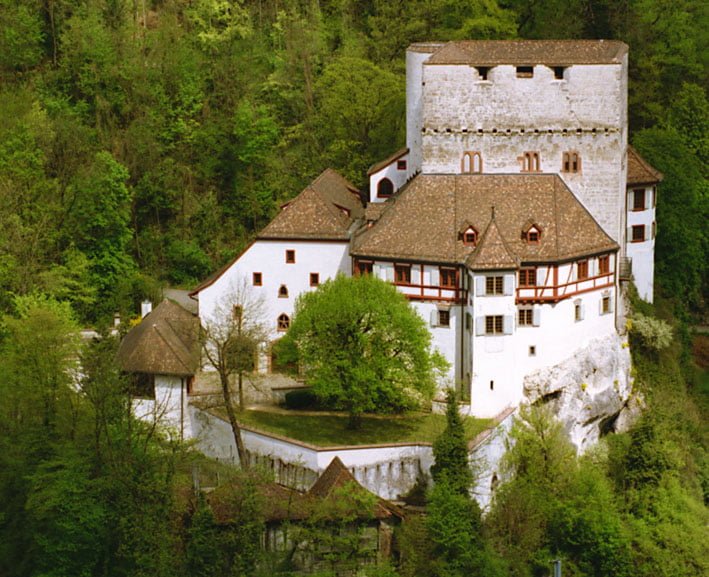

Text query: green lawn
(233, 409), (493, 447)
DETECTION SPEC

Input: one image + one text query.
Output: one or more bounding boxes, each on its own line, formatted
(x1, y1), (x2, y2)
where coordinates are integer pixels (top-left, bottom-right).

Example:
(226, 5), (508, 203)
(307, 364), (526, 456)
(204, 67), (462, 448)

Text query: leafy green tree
(312, 56), (405, 185)
(430, 389), (473, 495)
(286, 274), (445, 427)
(0, 0), (44, 74)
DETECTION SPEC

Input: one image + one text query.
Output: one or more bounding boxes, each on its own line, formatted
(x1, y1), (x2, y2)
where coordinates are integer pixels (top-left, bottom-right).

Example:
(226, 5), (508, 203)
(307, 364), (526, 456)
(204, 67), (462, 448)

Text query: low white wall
(190, 405), (433, 499)
(189, 405), (515, 506)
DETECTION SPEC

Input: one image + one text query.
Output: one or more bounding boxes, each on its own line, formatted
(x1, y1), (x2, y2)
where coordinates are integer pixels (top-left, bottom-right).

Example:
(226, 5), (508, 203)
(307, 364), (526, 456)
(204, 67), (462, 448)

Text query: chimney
(141, 300), (153, 318)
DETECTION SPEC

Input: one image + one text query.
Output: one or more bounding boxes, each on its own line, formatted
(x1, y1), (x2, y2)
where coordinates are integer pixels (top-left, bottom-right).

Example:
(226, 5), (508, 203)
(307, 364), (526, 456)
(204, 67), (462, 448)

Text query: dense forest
(0, 1), (707, 576)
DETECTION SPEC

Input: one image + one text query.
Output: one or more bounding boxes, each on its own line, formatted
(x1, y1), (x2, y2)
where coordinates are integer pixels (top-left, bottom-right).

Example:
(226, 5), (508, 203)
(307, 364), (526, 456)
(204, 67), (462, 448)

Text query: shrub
(629, 313), (673, 352)
(284, 389), (318, 410)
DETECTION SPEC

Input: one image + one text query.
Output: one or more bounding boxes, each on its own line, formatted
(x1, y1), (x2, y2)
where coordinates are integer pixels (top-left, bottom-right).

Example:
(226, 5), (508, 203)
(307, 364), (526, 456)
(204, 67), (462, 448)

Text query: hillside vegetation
(0, 1), (706, 576)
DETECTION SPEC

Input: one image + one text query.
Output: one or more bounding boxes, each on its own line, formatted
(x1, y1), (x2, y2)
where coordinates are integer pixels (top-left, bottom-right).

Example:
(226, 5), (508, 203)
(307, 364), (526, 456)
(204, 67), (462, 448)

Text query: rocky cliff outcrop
(523, 333), (642, 451)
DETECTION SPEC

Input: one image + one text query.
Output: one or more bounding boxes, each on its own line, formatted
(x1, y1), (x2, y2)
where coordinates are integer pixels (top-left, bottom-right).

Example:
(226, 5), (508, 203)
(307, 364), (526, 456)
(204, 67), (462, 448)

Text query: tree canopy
(283, 274), (446, 425)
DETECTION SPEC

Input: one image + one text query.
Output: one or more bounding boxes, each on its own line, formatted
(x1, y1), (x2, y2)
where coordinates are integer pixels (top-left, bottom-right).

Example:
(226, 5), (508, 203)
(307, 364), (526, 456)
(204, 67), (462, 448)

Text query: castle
(191, 40), (661, 419)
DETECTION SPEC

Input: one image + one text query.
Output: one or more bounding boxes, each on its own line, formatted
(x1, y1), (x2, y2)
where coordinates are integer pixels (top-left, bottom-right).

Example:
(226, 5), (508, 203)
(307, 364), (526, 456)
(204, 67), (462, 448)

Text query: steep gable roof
(627, 146), (663, 186)
(425, 39), (628, 66)
(260, 169), (363, 241)
(308, 457), (402, 520)
(351, 174), (617, 266)
(466, 217), (518, 270)
(116, 299), (200, 376)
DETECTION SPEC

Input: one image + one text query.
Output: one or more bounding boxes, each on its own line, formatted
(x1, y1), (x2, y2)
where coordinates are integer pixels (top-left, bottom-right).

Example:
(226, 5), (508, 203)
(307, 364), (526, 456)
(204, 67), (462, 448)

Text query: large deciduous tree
(284, 274), (445, 427)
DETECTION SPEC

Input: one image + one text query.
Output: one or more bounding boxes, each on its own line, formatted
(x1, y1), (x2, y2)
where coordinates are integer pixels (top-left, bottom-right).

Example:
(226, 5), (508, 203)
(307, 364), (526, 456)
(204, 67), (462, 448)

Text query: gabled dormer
(458, 222), (479, 246)
(522, 220), (543, 244)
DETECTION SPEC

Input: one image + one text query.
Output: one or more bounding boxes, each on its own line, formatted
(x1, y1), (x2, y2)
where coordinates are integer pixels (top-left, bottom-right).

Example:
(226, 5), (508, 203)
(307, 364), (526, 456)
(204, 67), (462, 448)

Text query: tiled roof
(351, 174), (618, 266)
(425, 40), (628, 66)
(259, 169), (363, 240)
(116, 299), (200, 376)
(466, 217), (518, 270)
(367, 148), (409, 176)
(627, 146), (663, 186)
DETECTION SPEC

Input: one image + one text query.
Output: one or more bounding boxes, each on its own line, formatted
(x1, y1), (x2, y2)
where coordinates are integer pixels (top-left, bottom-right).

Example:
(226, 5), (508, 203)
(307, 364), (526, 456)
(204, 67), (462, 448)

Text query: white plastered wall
(132, 374), (191, 438)
(626, 185), (656, 302)
(198, 239), (351, 342)
(369, 151), (411, 203)
(469, 268), (617, 417)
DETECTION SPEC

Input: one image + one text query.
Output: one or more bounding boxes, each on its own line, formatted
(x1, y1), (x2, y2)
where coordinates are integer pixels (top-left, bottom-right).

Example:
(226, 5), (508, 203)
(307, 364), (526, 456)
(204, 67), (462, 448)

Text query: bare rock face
(523, 333), (640, 451)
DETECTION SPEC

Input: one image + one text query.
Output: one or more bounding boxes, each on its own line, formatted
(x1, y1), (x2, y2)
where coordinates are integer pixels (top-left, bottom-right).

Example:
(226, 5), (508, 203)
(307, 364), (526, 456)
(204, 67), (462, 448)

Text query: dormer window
(377, 178), (394, 198)
(461, 226), (478, 246)
(523, 223), (542, 244)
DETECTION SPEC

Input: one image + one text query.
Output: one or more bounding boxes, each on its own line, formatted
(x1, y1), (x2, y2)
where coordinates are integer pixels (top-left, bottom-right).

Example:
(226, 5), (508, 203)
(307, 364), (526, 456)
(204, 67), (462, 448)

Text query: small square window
(574, 302), (583, 322)
(577, 260), (589, 280)
(633, 189), (645, 211)
(356, 260), (373, 276)
(599, 255), (610, 275)
(440, 268), (457, 288)
(397, 159), (407, 170)
(553, 66), (565, 80)
(486, 276), (504, 295)
(518, 308), (533, 326)
(310, 273), (320, 287)
(476, 66), (490, 80)
(252, 272), (262, 286)
(485, 315), (504, 335)
(516, 66), (534, 78)
(394, 264), (411, 285)
(519, 268), (536, 287)
(631, 225), (645, 243)
(602, 296), (611, 315)
(285, 250), (295, 263)
(278, 285), (288, 298)
(438, 309), (450, 327)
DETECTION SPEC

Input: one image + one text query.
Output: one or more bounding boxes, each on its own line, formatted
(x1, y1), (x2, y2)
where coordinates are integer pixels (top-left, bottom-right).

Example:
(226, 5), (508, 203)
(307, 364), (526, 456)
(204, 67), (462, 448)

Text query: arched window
(461, 151), (482, 174)
(562, 151), (581, 173)
(377, 178), (394, 198)
(278, 285), (288, 298)
(277, 314), (290, 332)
